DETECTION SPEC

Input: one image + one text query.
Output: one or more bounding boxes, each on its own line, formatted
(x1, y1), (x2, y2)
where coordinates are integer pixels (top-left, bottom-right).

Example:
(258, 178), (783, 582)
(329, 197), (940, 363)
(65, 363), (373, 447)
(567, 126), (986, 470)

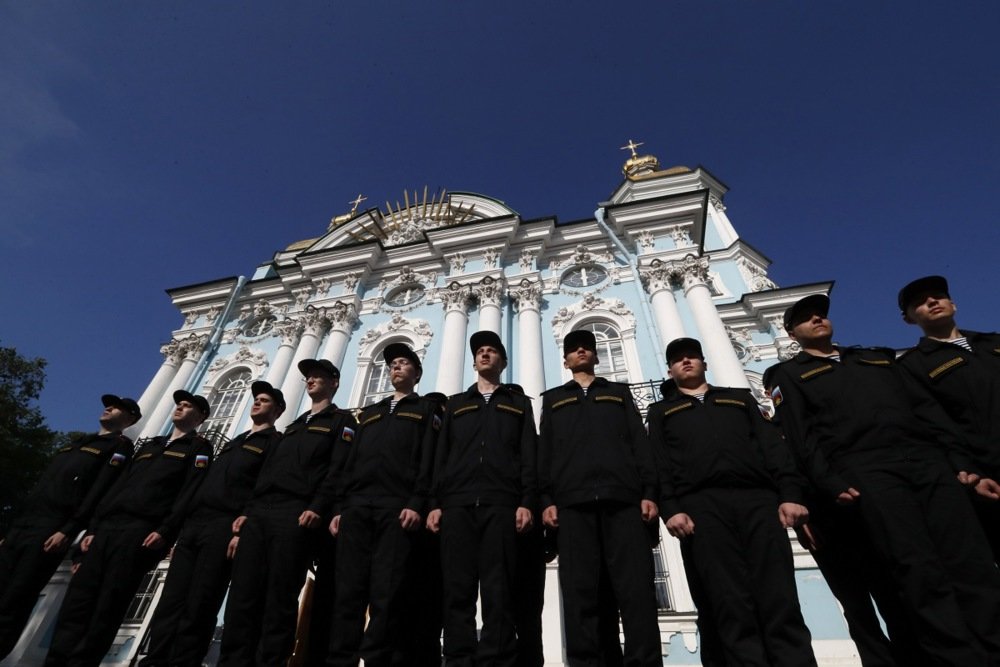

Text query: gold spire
(329, 194), (367, 231)
(620, 139), (661, 180)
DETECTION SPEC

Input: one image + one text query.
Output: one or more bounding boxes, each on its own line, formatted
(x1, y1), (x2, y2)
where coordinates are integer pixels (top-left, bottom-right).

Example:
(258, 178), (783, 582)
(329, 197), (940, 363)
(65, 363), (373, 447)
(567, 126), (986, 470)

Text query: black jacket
(13, 431), (133, 537)
(647, 385), (804, 518)
(93, 431), (213, 542)
(433, 384), (537, 510)
(898, 330), (1000, 477)
(248, 405), (357, 518)
(337, 394), (439, 515)
(538, 377), (656, 510)
(763, 347), (974, 499)
(192, 426), (281, 519)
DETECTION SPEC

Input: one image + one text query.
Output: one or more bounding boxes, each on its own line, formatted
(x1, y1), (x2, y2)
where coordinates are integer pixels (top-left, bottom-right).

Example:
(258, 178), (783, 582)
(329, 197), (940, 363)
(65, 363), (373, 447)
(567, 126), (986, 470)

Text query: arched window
(200, 369), (253, 445)
(580, 322), (629, 383)
(362, 352), (394, 406)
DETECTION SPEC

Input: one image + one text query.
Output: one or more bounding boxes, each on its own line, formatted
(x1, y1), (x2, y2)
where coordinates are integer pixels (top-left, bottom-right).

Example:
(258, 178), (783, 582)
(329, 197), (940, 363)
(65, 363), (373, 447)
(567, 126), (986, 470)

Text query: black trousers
(44, 522), (167, 667)
(397, 530), (443, 667)
(0, 521), (67, 660)
(512, 523), (545, 667)
(138, 515), (233, 667)
(556, 501), (661, 667)
(305, 530), (337, 667)
(972, 492), (1000, 564)
(325, 506), (414, 667)
(807, 501), (923, 667)
(850, 459), (1000, 666)
(439, 504), (518, 667)
(678, 488), (815, 667)
(218, 501), (315, 667)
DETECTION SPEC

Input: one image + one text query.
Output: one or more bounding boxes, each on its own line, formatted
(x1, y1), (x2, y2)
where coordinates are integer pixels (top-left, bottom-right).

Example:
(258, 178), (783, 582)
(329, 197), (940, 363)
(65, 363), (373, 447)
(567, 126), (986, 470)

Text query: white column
(541, 560), (566, 666)
(510, 280), (545, 425)
(639, 263), (687, 350)
(139, 336), (207, 438)
(265, 320), (303, 386)
(435, 285), (473, 395)
(319, 301), (358, 369)
(128, 340), (183, 438)
(675, 257), (749, 388)
(474, 277), (503, 335)
(276, 311), (331, 429)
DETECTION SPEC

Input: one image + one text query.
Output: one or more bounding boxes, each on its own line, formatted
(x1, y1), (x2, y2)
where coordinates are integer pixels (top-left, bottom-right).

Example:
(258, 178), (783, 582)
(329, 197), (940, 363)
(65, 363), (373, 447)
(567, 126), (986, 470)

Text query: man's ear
(901, 310), (915, 325)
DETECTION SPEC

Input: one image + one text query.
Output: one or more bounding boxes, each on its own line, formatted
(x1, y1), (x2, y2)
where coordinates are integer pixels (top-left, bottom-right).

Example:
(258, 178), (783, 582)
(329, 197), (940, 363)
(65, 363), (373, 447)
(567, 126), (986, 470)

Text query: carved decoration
(327, 301), (359, 331)
(550, 295), (636, 334)
(509, 279), (542, 313)
(473, 276), (504, 308)
(736, 257), (777, 293)
(297, 308), (331, 337)
(674, 255), (711, 290)
(293, 287), (313, 311)
(314, 277), (333, 297)
(727, 326), (762, 365)
(209, 346), (269, 373)
(358, 313), (434, 348)
(438, 282), (473, 314)
(710, 194), (727, 212)
(482, 247), (501, 269)
(776, 339), (801, 361)
(343, 273), (360, 293)
(554, 244), (614, 270)
(519, 248), (536, 272)
(668, 225), (694, 247)
(160, 339), (184, 365)
(634, 230), (655, 251)
(381, 266), (438, 293)
(449, 253), (466, 275)
(638, 261), (676, 295)
(273, 319), (303, 346)
(183, 311), (199, 327)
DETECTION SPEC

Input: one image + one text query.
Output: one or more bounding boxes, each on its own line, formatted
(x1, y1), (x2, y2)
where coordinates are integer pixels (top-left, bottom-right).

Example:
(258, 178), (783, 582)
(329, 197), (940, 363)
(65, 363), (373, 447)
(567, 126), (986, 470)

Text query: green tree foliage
(0, 344), (59, 534)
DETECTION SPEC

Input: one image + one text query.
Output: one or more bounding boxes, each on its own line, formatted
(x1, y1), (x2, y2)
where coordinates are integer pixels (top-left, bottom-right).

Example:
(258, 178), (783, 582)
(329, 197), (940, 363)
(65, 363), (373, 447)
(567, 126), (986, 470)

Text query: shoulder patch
(858, 358), (892, 366)
(80, 446), (103, 455)
(109, 452), (126, 466)
(551, 396), (579, 410)
(341, 426), (355, 442)
(135, 452), (154, 461)
(58, 445), (73, 454)
(432, 414), (442, 430)
(495, 403), (524, 416)
(770, 386), (783, 407)
(929, 356), (966, 379)
(163, 450), (187, 459)
(594, 395), (624, 404)
(307, 426), (332, 433)
(194, 454), (209, 468)
(664, 402), (694, 417)
(453, 404), (480, 417)
(396, 411), (424, 421)
(800, 364), (834, 380)
(361, 412), (383, 426)
(713, 398), (747, 408)
(241, 444), (264, 455)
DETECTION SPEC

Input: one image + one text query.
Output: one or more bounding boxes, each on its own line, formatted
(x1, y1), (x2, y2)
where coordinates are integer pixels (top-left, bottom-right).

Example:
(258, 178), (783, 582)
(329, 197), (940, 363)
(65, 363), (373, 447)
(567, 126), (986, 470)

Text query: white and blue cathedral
(6, 147), (864, 666)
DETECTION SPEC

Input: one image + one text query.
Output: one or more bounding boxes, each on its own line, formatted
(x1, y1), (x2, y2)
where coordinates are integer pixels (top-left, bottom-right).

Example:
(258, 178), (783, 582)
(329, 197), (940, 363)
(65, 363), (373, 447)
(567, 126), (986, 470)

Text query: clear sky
(2, 1), (998, 433)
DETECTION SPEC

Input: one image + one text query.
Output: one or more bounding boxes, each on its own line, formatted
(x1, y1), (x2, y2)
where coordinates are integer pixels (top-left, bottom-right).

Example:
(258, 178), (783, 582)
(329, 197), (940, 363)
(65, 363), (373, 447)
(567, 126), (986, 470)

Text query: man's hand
(329, 515), (341, 537)
(43, 531), (69, 553)
(399, 509), (422, 531)
(958, 471), (982, 487)
(795, 523), (821, 552)
(80, 535), (94, 553)
(232, 515), (247, 535)
(835, 487), (861, 505)
(975, 478), (1000, 500)
(665, 513), (695, 539)
(640, 500), (659, 523)
(142, 532), (164, 549)
(515, 507), (533, 534)
(298, 510), (321, 529)
(226, 536), (239, 559)
(426, 509), (442, 534)
(778, 502), (810, 528)
(542, 505), (558, 529)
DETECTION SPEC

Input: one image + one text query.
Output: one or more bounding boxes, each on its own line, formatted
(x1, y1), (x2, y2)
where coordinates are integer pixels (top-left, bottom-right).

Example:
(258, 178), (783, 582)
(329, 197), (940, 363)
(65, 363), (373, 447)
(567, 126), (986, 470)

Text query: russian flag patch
(109, 453), (126, 467)
(195, 454), (209, 468)
(770, 386), (783, 407)
(342, 427), (355, 442)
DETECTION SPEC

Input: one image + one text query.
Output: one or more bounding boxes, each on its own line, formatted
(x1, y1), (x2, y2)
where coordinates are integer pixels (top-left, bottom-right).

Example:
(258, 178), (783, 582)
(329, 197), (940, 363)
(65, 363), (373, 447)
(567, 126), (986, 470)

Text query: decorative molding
(380, 266), (438, 294)
(709, 194), (727, 213)
(668, 225), (694, 248)
(727, 326), (762, 365)
(296, 308), (331, 337)
(313, 277), (333, 298)
(673, 255), (711, 290)
(509, 279), (543, 313)
(208, 346), (269, 374)
(519, 248), (536, 272)
(554, 244), (614, 270)
(160, 339), (184, 365)
(633, 229), (655, 252)
(343, 273), (360, 294)
(736, 257), (777, 293)
(327, 300), (359, 332)
(482, 247), (501, 269)
(638, 261), (675, 296)
(273, 319), (303, 346)
(472, 276), (504, 308)
(776, 339), (801, 361)
(292, 287), (314, 311)
(358, 313), (434, 349)
(178, 335), (209, 360)
(449, 253), (466, 275)
(550, 294), (636, 335)
(438, 282), (474, 314)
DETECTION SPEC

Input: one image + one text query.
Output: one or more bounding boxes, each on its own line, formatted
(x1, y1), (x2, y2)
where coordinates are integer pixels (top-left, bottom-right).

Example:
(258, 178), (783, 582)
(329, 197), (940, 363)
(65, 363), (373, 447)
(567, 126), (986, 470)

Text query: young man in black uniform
(0, 394), (139, 660)
(44, 390), (212, 667)
(218, 359), (356, 667)
(898, 275), (1000, 558)
(648, 338), (815, 666)
(764, 294), (1000, 665)
(427, 330), (537, 667)
(325, 342), (438, 667)
(538, 329), (661, 667)
(138, 381), (285, 667)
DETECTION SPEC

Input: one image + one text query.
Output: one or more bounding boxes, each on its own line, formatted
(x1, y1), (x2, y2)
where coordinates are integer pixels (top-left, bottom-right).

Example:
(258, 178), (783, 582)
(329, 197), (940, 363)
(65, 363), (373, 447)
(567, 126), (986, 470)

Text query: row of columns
(134, 254), (746, 438)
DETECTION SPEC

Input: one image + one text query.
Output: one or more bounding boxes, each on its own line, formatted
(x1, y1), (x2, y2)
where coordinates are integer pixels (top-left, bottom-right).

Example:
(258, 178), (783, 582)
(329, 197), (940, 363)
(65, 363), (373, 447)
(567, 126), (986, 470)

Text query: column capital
(177, 334), (209, 361)
(671, 255), (711, 290)
(638, 261), (677, 296)
(159, 339), (185, 365)
(472, 276), (505, 308)
(327, 300), (359, 332)
(509, 279), (543, 313)
(439, 282), (473, 314)
(296, 308), (331, 337)
(273, 319), (304, 346)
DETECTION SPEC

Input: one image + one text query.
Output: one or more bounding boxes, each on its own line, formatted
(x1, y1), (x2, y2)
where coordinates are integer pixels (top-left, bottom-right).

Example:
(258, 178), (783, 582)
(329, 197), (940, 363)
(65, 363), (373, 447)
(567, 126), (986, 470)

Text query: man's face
(473, 346), (506, 375)
(667, 352), (707, 384)
(99, 405), (129, 430)
(172, 400), (205, 429)
(904, 291), (957, 328)
(563, 345), (598, 373)
(305, 372), (338, 401)
(250, 393), (281, 422)
(790, 311), (834, 346)
(388, 356), (419, 390)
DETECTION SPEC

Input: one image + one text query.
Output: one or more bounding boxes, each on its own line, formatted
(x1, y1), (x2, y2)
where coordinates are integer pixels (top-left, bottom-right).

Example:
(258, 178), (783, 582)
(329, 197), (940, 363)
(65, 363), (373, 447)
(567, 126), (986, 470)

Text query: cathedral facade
(5, 149), (863, 666)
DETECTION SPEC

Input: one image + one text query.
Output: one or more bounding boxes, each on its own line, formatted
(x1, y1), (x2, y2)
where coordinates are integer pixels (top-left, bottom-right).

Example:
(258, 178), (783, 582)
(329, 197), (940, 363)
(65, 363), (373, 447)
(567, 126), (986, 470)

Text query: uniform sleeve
(406, 400), (441, 516)
(537, 395), (555, 511)
(62, 437), (134, 537)
(155, 439), (213, 542)
(624, 387), (658, 502)
(751, 403), (806, 505)
(310, 414), (358, 518)
(769, 368), (850, 500)
(518, 397), (539, 512)
(646, 405), (682, 519)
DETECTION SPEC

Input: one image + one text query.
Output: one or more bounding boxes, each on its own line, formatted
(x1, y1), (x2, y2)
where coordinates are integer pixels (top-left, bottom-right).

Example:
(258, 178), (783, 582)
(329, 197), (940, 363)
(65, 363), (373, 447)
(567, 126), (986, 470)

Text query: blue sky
(2, 1), (998, 433)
